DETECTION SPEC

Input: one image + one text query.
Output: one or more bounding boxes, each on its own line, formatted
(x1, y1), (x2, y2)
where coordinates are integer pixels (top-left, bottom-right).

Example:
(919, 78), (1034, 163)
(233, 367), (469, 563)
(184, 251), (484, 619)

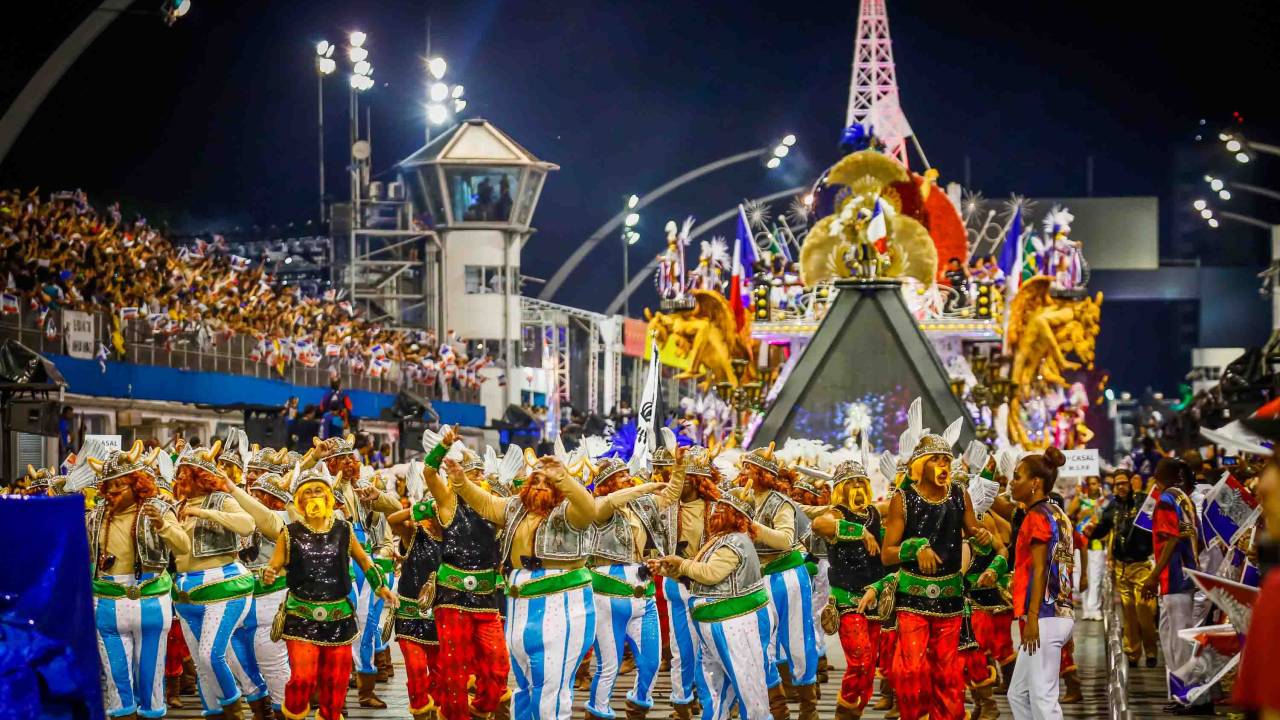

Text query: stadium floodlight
(1226, 139), (1243, 152)
(624, 212), (640, 228)
(317, 40), (331, 57)
(1237, 152), (1251, 163)
(427, 57), (447, 80)
(318, 57), (336, 75)
(1200, 208), (1213, 219)
(429, 82), (449, 103)
(1193, 199), (1207, 211)
(353, 60), (371, 76)
(453, 99), (466, 113)
(1220, 190), (1232, 200)
(627, 194), (640, 209)
(1209, 177), (1224, 191)
(782, 134), (797, 147)
(349, 31), (367, 48)
(1208, 218), (1220, 228)
(426, 103), (448, 125)
(766, 157), (781, 169)
(452, 85), (465, 99)
(773, 145), (790, 158)
(348, 46), (368, 63)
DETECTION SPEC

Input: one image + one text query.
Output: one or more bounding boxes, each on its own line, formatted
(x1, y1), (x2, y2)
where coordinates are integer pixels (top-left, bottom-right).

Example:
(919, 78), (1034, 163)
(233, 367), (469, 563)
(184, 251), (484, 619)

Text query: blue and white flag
(1133, 485), (1161, 532)
(998, 207), (1024, 293)
(1203, 473), (1260, 545)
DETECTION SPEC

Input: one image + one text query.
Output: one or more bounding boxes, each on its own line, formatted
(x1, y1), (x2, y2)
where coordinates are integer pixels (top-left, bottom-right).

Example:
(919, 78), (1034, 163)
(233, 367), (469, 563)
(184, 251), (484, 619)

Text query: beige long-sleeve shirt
(735, 487), (797, 561)
(227, 484), (286, 540)
(100, 505), (191, 573)
(174, 494), (255, 572)
(678, 545), (740, 586)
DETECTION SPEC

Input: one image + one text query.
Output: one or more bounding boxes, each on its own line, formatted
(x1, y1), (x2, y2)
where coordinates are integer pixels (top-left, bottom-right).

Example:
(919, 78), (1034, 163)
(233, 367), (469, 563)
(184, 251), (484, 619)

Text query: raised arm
(420, 464), (456, 527)
(549, 461), (599, 530)
(594, 481), (666, 523)
(225, 481), (285, 540)
(187, 496), (256, 536)
(447, 460), (510, 526)
(656, 465), (687, 510)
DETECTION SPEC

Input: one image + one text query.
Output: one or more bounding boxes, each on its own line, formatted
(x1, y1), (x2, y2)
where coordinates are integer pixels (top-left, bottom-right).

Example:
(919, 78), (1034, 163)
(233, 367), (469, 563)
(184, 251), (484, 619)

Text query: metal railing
(0, 304), (478, 404)
(1101, 567), (1132, 719)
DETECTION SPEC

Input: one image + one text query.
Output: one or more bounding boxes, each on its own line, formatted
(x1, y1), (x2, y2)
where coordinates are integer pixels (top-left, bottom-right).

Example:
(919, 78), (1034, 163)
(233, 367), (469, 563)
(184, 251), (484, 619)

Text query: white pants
(692, 601), (774, 720)
(239, 589), (290, 708)
(173, 563), (258, 715)
(762, 564), (819, 685)
(95, 573), (172, 718)
(1084, 549), (1105, 618)
(505, 568), (596, 720)
(1160, 591), (1201, 702)
(350, 561), (391, 674)
(1008, 616), (1073, 720)
(662, 576), (704, 705)
(587, 564), (661, 717)
(809, 559), (830, 660)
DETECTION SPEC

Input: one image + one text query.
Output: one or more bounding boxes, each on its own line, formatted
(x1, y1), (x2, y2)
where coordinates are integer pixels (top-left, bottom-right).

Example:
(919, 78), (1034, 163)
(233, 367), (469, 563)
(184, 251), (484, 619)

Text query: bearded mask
(835, 478), (873, 511)
(297, 483), (336, 522)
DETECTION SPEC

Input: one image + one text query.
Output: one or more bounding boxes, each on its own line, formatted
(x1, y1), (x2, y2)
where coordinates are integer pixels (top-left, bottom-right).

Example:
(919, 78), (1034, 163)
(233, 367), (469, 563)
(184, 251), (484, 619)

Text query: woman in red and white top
(1007, 448), (1076, 720)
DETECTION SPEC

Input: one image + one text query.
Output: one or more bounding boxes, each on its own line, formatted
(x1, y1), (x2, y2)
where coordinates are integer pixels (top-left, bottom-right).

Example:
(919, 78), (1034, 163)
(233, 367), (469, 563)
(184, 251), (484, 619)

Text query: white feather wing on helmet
(499, 446), (524, 485)
(942, 417), (964, 450)
(878, 451), (898, 488)
(962, 440), (990, 475)
(405, 460), (425, 505)
(967, 474), (1000, 518)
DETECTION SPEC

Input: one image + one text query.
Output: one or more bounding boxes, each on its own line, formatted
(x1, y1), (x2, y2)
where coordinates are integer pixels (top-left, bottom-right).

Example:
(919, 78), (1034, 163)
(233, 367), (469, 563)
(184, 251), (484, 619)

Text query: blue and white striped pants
(173, 562), (259, 716)
(95, 573), (172, 718)
(764, 564), (819, 686)
(691, 597), (774, 720)
(661, 576), (706, 705)
(587, 564), (661, 717)
(349, 561), (393, 674)
(504, 568), (596, 720)
(235, 588), (290, 708)
(810, 559), (830, 661)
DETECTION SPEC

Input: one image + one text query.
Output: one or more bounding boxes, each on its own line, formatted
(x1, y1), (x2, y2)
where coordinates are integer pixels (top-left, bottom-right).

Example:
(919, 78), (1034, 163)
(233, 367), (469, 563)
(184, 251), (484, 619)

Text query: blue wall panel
(45, 353), (485, 427)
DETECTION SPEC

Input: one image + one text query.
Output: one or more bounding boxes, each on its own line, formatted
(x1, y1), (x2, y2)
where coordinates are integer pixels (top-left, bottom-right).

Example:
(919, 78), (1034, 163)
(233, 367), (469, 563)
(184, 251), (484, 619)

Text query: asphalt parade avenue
(164, 620), (1167, 719)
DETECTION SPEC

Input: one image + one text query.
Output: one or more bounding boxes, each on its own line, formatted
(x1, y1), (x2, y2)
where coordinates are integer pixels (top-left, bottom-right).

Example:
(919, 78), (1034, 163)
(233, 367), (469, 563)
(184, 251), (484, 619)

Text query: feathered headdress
(88, 440), (160, 484)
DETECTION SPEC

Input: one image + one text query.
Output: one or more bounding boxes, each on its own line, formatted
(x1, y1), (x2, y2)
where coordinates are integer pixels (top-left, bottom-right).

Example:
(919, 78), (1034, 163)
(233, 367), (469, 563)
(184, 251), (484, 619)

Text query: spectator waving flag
(1132, 484), (1161, 532)
(119, 306), (139, 321)
(1, 293), (18, 314)
(1203, 472), (1260, 545)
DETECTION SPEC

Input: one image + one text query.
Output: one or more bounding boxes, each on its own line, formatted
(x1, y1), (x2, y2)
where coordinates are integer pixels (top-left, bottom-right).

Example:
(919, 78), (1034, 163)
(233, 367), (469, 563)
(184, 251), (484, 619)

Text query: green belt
(830, 585), (858, 607)
(507, 567), (591, 599)
(761, 550), (806, 576)
(285, 594), (355, 622)
(690, 588), (769, 623)
(590, 569), (655, 598)
(437, 563), (501, 595)
(374, 557), (396, 574)
(173, 572), (256, 605)
(896, 571), (964, 601)
(93, 572), (173, 600)
(253, 569), (288, 596)
(395, 597), (431, 619)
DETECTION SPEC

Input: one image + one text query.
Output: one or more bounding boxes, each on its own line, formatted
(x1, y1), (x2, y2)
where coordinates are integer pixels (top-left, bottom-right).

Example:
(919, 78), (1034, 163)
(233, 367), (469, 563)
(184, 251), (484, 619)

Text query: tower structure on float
(846, 0), (914, 168)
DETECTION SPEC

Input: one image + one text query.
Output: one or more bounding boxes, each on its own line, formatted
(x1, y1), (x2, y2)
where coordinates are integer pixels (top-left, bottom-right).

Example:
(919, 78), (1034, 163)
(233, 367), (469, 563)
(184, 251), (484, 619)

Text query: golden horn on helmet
(125, 439), (145, 462)
(143, 447), (162, 465)
(205, 439), (223, 461)
(312, 436), (323, 448)
(251, 443), (261, 453)
(523, 447), (538, 467)
(26, 464), (36, 478)
(272, 447), (291, 464)
(87, 457), (105, 473)
(344, 433), (355, 445)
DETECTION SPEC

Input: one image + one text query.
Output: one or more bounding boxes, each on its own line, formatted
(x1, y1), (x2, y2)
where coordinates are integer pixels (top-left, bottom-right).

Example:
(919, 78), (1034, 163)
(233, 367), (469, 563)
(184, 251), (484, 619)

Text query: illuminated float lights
(750, 317), (1000, 342)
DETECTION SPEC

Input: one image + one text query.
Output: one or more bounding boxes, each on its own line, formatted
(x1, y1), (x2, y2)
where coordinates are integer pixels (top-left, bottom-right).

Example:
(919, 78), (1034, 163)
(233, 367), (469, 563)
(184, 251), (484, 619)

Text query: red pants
(165, 623), (190, 677)
(877, 625), (897, 680)
(400, 639), (441, 714)
(1060, 637), (1076, 676)
(971, 609), (1016, 667)
(435, 608), (508, 720)
(283, 641), (352, 720)
(960, 645), (995, 688)
(837, 613), (880, 710)
(891, 611), (965, 720)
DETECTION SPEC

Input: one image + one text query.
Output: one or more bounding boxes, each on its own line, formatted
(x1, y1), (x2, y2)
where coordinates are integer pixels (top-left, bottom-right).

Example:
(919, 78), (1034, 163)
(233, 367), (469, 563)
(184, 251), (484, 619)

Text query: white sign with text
(85, 434), (122, 453)
(1061, 448), (1100, 477)
(63, 310), (96, 359)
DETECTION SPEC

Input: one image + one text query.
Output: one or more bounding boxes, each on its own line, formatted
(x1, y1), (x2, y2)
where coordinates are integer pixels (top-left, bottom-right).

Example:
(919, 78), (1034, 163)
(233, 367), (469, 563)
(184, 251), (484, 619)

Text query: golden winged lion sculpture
(645, 289), (755, 388)
(1005, 276), (1103, 449)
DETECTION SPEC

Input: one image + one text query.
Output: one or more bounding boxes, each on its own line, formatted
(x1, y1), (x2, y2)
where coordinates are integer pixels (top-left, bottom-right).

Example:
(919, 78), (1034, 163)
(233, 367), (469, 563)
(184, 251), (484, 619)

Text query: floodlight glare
(1226, 139), (1242, 152)
(766, 157), (781, 169)
(624, 212), (640, 227)
(427, 57), (447, 80)
(317, 41), (331, 57)
(1193, 199), (1207, 211)
(782, 134), (797, 146)
(349, 31), (366, 48)
(627, 194), (640, 209)
(426, 103), (448, 125)
(1209, 178), (1224, 191)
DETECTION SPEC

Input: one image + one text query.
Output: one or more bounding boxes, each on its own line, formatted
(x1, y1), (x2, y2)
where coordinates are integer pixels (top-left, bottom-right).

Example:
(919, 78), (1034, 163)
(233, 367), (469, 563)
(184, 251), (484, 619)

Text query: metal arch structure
(603, 186), (807, 316)
(847, 0), (912, 168)
(538, 147), (773, 301)
(520, 297), (620, 436)
(0, 0), (137, 166)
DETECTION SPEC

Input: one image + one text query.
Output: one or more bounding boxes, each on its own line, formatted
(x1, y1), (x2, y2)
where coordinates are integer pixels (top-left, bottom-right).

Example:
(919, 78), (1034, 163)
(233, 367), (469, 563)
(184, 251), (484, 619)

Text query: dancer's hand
(356, 485), (381, 503)
(140, 501), (164, 525)
(262, 566), (282, 585)
(442, 458), (464, 488)
(862, 533), (880, 557)
(1021, 616), (1040, 655)
(648, 555), (683, 578)
(970, 527), (993, 548)
(377, 586), (399, 609)
(179, 505), (208, 522)
(857, 588), (878, 614)
(977, 569), (997, 588)
(916, 546), (941, 574)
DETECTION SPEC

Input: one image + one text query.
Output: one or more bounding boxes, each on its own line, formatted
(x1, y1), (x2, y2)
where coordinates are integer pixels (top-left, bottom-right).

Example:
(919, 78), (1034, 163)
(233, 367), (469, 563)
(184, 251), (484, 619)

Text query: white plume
(484, 446), (499, 477)
(967, 474), (1001, 518)
(405, 460), (425, 505)
(878, 451), (898, 488)
(942, 417), (964, 449)
(579, 435), (612, 459)
(961, 440), (990, 475)
(499, 446), (524, 485)
(661, 426), (677, 451)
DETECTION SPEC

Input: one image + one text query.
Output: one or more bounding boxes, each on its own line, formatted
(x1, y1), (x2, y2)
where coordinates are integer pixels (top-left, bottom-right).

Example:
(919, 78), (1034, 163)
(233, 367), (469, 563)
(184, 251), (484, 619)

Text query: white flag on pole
(630, 335), (662, 475)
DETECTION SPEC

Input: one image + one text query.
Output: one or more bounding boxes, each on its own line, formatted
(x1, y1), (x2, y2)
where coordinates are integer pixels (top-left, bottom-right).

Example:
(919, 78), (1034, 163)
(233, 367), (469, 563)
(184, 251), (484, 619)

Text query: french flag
(867, 197), (890, 253)
(730, 204), (756, 330)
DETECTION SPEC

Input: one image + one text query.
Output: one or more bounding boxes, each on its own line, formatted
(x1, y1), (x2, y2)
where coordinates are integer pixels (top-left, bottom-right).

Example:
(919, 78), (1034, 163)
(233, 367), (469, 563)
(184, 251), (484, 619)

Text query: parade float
(640, 12), (1105, 457)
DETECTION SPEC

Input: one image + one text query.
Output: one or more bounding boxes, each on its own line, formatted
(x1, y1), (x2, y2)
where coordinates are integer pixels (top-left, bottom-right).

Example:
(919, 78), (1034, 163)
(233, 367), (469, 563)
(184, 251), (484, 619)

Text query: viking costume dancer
(811, 460), (884, 719)
(418, 429), (511, 720)
(731, 445), (820, 720)
(872, 433), (993, 720)
(789, 473), (832, 688)
(309, 435), (401, 709)
(584, 456), (677, 720)
(171, 443), (265, 720)
(262, 465), (398, 720)
(87, 443), (190, 719)
(448, 451), (620, 720)
(386, 478), (445, 720)
(652, 491), (772, 720)
(223, 453), (296, 717)
(657, 446), (721, 719)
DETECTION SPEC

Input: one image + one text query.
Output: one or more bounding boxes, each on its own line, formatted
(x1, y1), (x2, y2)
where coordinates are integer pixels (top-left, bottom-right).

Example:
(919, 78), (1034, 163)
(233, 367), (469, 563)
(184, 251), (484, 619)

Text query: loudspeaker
(399, 416), (429, 462)
(3, 400), (63, 436)
(244, 412), (288, 448)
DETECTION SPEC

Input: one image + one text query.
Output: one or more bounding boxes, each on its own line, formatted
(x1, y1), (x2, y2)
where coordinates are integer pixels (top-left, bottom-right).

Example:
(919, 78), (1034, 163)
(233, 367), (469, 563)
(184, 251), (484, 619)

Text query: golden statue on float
(1005, 275), (1103, 450)
(645, 289), (755, 388)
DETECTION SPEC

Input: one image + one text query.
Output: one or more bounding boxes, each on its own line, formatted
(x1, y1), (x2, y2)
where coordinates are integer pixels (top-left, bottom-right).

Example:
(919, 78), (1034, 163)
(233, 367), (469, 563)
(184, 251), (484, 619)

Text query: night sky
(3, 1), (1279, 392)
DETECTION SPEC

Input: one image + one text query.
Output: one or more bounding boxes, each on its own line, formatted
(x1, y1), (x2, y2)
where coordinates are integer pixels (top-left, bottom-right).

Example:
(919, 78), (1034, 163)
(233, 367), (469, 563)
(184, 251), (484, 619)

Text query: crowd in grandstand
(0, 188), (488, 391)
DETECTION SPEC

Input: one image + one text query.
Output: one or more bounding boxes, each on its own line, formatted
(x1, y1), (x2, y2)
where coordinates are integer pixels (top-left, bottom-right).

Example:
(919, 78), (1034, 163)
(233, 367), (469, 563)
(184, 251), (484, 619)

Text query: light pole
(315, 41), (336, 223)
(423, 55), (466, 145)
(539, 133), (799, 301)
(621, 195), (640, 317)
